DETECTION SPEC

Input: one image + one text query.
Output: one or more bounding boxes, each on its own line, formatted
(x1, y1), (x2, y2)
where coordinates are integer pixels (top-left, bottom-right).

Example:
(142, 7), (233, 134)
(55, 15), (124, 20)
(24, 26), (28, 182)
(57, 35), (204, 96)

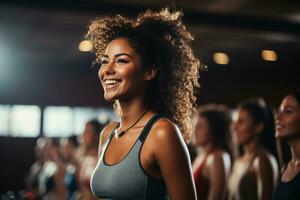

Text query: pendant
(114, 129), (119, 139)
(118, 131), (125, 137)
(114, 129), (125, 139)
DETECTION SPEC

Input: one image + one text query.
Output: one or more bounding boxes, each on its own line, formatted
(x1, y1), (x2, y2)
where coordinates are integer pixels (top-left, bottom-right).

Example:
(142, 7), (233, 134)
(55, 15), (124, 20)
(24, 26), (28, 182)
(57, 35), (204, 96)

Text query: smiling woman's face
(98, 37), (148, 102)
(276, 95), (300, 140)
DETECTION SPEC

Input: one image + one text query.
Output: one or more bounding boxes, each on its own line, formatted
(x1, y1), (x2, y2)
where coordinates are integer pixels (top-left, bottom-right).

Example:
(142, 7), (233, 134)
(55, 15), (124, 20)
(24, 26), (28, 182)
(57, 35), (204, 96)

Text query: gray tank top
(90, 114), (168, 200)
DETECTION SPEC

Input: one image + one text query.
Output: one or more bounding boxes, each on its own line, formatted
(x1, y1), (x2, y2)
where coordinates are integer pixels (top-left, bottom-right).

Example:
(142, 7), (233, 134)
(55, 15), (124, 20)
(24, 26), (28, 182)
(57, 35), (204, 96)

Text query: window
(43, 106), (116, 137)
(0, 105), (10, 136)
(43, 106), (73, 137)
(0, 104), (115, 137)
(9, 105), (41, 137)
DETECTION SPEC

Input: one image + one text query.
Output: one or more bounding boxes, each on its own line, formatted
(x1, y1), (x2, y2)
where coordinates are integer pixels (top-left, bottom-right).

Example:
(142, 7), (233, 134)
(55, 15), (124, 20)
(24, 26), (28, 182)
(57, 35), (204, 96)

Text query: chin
(276, 131), (300, 141)
(103, 93), (118, 101)
(237, 138), (246, 145)
(275, 132), (285, 139)
(104, 96), (116, 101)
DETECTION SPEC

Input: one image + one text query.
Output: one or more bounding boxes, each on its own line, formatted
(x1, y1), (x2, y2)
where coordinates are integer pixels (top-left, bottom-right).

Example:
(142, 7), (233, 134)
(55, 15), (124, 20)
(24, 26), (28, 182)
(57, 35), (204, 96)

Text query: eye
(284, 109), (293, 114)
(101, 59), (109, 65)
(116, 58), (129, 64)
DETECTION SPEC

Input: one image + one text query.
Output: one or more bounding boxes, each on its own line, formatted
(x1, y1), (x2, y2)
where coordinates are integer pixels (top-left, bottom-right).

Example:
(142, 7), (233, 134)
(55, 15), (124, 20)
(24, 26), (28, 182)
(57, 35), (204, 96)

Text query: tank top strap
(195, 149), (214, 174)
(245, 152), (259, 173)
(107, 122), (120, 140)
(138, 114), (163, 143)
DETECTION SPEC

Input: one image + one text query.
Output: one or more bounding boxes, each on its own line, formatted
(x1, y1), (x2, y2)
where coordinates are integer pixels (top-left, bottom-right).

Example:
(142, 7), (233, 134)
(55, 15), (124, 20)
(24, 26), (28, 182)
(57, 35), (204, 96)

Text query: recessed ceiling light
(261, 50), (277, 61)
(79, 40), (93, 52)
(213, 52), (229, 65)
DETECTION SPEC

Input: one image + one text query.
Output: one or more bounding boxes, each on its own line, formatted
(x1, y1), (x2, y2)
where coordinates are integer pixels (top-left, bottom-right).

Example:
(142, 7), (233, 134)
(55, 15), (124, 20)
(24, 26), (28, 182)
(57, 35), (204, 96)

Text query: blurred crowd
(3, 92), (299, 200)
(189, 92), (300, 200)
(24, 120), (105, 200)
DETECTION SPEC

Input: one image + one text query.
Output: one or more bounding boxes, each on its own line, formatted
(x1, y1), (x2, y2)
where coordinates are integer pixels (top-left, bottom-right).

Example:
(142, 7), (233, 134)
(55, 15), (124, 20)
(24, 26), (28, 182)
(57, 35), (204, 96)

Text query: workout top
(193, 151), (212, 200)
(90, 114), (168, 200)
(273, 169), (300, 200)
(228, 155), (258, 200)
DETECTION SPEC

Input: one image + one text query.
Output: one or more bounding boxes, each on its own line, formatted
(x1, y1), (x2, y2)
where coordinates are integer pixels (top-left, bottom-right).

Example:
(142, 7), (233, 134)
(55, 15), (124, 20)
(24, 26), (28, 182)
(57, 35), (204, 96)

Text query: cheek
(98, 68), (102, 80)
(236, 124), (252, 141)
(195, 126), (210, 143)
(289, 117), (300, 133)
(83, 133), (90, 144)
(122, 65), (144, 82)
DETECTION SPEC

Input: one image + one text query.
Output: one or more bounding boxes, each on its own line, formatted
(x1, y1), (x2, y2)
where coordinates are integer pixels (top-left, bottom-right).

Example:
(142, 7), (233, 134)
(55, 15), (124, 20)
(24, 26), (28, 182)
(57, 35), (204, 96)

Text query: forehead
(197, 115), (208, 122)
(281, 95), (300, 108)
(233, 109), (251, 120)
(104, 37), (137, 56)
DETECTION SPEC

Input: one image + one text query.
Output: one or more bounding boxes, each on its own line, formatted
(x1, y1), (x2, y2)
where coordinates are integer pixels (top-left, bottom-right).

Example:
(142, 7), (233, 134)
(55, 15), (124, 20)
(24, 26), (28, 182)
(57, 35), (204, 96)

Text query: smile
(276, 123), (285, 130)
(103, 79), (122, 89)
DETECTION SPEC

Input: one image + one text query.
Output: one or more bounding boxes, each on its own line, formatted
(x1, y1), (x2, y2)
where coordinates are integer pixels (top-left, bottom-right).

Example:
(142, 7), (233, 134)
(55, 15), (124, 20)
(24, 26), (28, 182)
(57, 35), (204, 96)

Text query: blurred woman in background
(26, 137), (47, 200)
(79, 119), (103, 200)
(228, 98), (278, 200)
(273, 91), (300, 200)
(192, 104), (232, 200)
(38, 138), (67, 200)
(61, 135), (81, 200)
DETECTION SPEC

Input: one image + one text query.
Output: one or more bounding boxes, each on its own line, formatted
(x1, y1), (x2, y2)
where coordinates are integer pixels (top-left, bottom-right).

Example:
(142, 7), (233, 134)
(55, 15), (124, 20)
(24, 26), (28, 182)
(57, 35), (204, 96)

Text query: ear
(144, 66), (157, 81)
(254, 123), (264, 135)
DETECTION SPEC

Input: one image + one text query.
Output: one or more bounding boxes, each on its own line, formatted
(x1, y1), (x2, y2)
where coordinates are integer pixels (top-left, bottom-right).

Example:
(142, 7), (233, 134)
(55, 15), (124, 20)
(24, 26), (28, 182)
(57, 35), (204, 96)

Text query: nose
(99, 61), (115, 80)
(231, 122), (237, 133)
(275, 111), (282, 122)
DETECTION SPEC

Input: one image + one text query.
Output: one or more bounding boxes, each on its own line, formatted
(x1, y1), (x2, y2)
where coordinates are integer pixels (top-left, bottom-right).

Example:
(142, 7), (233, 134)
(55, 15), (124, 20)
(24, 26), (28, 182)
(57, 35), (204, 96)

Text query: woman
(273, 91), (300, 200)
(192, 104), (232, 200)
(87, 8), (203, 200)
(38, 138), (67, 200)
(61, 135), (81, 200)
(79, 119), (103, 200)
(228, 99), (278, 200)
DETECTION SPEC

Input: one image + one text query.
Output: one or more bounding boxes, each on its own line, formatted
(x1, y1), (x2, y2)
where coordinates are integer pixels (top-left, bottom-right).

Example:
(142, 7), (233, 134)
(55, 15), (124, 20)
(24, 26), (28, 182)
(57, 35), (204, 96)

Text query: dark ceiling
(0, 0), (299, 108)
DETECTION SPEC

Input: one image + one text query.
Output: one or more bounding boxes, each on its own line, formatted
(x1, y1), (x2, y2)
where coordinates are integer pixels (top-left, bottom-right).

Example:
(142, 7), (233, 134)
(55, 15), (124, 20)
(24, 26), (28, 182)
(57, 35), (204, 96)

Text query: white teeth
(105, 80), (119, 84)
(276, 124), (284, 129)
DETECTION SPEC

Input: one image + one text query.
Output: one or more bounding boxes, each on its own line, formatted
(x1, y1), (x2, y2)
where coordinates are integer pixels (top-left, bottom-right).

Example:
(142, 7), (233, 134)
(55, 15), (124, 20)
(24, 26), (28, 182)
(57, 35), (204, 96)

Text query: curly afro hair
(86, 8), (205, 142)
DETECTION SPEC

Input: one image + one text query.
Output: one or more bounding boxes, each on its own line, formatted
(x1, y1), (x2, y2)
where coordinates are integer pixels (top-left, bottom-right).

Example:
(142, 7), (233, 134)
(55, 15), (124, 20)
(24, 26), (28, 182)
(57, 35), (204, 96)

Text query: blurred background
(0, 0), (299, 197)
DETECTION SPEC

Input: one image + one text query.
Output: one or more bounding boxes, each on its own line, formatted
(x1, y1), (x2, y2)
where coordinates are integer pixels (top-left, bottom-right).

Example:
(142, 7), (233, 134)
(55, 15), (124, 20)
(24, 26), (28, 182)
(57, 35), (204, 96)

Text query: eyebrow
(103, 53), (133, 59)
(280, 105), (295, 111)
(284, 105), (295, 109)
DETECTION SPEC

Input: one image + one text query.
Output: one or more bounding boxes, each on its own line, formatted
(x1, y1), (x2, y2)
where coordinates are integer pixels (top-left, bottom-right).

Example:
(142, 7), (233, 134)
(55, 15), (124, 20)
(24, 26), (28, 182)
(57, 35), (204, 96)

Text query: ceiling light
(213, 52), (229, 65)
(261, 50), (277, 61)
(79, 40), (93, 52)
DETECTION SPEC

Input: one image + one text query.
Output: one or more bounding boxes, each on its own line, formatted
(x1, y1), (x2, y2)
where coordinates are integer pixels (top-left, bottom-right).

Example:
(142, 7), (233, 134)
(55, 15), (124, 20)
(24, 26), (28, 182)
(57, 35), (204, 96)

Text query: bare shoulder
(208, 151), (227, 165)
(207, 150), (231, 172)
(253, 150), (277, 173)
(148, 117), (189, 160)
(255, 151), (273, 166)
(149, 118), (182, 142)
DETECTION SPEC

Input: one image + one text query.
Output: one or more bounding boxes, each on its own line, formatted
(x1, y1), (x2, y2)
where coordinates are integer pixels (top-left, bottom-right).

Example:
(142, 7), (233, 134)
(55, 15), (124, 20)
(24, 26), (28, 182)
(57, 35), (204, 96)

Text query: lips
(275, 123), (285, 131)
(102, 79), (122, 89)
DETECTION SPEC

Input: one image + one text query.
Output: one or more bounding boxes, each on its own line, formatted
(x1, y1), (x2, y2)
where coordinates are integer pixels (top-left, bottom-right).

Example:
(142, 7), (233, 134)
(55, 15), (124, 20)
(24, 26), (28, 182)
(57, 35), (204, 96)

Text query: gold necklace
(114, 109), (149, 138)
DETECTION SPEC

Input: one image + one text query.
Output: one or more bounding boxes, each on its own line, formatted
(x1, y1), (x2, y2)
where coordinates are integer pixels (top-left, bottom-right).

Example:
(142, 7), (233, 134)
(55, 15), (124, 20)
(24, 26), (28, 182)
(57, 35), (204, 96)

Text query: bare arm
(207, 153), (227, 200)
(255, 154), (275, 200)
(152, 119), (197, 200)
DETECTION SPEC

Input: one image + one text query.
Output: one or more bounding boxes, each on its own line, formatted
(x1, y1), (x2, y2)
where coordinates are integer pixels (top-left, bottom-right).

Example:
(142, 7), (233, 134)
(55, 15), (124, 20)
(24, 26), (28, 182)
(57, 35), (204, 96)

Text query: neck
(288, 137), (300, 161)
(198, 141), (214, 155)
(86, 146), (98, 157)
(243, 137), (261, 156)
(118, 95), (149, 128)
